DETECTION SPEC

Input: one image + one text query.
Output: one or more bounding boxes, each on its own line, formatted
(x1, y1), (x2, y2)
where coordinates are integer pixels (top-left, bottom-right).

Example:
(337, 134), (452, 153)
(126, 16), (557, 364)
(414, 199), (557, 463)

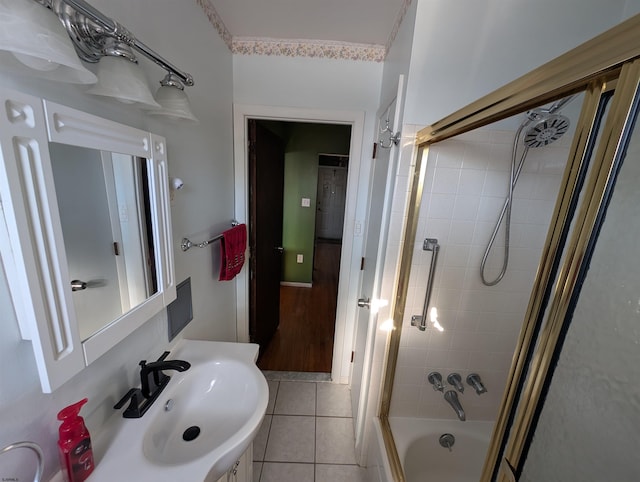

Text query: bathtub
(385, 417), (494, 482)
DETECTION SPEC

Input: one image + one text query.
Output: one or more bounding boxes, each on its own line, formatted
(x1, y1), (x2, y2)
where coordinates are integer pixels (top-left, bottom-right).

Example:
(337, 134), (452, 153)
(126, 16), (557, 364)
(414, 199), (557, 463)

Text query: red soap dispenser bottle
(57, 398), (95, 482)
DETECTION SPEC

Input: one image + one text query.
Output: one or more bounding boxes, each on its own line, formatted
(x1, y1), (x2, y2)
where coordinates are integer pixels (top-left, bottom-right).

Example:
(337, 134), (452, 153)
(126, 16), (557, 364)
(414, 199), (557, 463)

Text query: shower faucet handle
(428, 372), (444, 392)
(447, 373), (464, 393)
(467, 373), (487, 395)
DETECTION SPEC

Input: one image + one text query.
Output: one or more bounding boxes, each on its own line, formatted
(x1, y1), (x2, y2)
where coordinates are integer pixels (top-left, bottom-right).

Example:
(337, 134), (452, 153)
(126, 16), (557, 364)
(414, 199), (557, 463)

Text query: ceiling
(210, 0), (408, 48)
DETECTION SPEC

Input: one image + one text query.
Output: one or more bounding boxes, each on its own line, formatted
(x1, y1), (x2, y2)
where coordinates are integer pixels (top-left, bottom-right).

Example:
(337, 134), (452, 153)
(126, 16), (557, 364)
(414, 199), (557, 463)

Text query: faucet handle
(114, 388), (138, 409)
(156, 351), (171, 362)
(447, 373), (464, 393)
(114, 388), (144, 418)
(427, 372), (445, 391)
(466, 373), (488, 395)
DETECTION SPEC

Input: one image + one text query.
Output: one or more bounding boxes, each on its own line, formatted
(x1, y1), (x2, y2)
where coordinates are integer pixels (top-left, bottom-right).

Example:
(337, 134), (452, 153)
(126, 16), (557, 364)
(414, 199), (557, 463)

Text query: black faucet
(114, 351), (190, 418)
(139, 352), (191, 398)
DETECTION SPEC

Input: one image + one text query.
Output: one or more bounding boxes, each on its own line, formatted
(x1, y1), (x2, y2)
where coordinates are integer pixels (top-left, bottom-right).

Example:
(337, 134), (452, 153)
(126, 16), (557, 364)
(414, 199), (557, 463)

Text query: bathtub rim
(386, 416), (494, 481)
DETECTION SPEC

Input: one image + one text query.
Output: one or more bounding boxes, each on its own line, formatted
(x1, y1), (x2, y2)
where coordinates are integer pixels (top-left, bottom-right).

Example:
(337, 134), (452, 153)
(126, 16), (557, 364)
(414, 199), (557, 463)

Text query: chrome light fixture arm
(40, 0), (194, 87)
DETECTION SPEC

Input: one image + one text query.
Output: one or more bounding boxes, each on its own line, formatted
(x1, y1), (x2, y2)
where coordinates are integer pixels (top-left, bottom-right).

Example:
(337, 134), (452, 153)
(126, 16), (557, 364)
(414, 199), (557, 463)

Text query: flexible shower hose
(480, 123), (530, 286)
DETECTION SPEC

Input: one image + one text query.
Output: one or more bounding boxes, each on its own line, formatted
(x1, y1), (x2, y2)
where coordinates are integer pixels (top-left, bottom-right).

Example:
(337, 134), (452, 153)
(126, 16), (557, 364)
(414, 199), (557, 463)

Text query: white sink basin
(90, 339), (268, 481)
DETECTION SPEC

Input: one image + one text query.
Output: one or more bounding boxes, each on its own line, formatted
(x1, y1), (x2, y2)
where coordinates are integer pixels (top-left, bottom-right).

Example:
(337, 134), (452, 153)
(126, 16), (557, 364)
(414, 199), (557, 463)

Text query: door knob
(275, 246), (284, 254)
(71, 280), (87, 291)
(357, 297), (371, 309)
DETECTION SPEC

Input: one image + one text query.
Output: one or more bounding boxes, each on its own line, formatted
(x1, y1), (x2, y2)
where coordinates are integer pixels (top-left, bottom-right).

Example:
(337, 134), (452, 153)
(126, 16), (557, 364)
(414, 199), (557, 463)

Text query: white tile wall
(390, 127), (571, 420)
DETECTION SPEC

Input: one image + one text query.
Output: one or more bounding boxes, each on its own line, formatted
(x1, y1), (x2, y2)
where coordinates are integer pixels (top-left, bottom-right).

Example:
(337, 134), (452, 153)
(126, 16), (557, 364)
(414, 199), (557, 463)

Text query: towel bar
(181, 221), (239, 252)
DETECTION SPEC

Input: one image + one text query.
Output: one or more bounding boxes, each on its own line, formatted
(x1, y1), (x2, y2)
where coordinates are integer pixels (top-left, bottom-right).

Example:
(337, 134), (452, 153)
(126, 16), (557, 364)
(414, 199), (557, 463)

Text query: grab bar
(411, 238), (440, 331)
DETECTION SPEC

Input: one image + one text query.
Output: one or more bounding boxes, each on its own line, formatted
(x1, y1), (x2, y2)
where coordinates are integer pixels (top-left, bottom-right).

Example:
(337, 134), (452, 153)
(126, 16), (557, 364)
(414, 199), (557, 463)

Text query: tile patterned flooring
(252, 380), (368, 482)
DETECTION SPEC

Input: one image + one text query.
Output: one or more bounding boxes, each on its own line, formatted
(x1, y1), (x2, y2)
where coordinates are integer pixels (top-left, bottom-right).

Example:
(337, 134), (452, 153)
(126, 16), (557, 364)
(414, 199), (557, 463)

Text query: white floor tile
(253, 462), (262, 482)
(274, 381), (316, 415)
(315, 417), (356, 464)
(264, 415), (315, 463)
(317, 383), (352, 417)
(266, 380), (279, 414)
(259, 462), (314, 482)
(253, 415), (272, 461)
(256, 374), (362, 480)
(315, 464), (368, 482)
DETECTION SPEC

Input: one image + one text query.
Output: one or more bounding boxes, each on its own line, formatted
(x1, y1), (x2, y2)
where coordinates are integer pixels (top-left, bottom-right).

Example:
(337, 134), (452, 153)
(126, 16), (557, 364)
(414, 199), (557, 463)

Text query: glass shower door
(519, 69), (640, 482)
(496, 60), (640, 482)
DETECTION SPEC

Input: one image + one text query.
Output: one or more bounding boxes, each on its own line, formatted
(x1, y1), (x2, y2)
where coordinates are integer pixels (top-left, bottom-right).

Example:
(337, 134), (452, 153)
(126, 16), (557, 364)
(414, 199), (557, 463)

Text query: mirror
(0, 87), (175, 392)
(49, 144), (157, 340)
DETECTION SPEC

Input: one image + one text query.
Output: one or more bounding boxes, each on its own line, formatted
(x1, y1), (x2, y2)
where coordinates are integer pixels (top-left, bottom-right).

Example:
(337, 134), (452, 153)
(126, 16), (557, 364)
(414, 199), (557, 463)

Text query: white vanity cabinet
(0, 87), (175, 392)
(209, 444), (253, 482)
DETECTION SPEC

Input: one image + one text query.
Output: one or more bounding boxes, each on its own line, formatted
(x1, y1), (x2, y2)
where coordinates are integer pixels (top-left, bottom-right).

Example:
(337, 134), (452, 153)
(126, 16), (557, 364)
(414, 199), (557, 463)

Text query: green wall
(279, 123), (351, 283)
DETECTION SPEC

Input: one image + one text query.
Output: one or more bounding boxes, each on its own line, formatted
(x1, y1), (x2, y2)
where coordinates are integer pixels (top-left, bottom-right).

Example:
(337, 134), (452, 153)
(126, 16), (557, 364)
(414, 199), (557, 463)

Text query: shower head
(523, 114), (570, 148)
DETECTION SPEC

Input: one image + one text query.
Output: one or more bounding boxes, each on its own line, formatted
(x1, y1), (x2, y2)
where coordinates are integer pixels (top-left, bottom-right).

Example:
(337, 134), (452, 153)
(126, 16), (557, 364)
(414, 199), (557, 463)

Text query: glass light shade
(0, 0), (97, 84)
(86, 56), (160, 109)
(147, 85), (198, 123)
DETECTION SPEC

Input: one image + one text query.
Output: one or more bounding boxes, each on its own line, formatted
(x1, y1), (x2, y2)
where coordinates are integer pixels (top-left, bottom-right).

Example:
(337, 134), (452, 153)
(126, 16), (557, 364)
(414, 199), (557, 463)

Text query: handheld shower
(523, 114), (570, 148)
(480, 100), (572, 286)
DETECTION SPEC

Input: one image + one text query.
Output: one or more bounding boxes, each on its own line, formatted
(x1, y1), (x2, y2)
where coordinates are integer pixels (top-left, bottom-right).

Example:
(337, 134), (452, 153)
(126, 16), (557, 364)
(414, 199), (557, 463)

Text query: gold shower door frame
(378, 14), (640, 482)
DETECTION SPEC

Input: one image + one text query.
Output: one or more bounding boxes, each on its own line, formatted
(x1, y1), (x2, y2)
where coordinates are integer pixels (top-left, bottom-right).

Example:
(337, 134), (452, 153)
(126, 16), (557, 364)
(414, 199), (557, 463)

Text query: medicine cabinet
(0, 87), (175, 392)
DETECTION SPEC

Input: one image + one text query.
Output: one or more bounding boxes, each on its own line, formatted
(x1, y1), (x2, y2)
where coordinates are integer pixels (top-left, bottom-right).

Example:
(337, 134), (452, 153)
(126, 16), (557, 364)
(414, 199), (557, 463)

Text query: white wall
(403, 0), (639, 126)
(0, 0), (234, 479)
(233, 55), (382, 114)
(378, 0), (417, 109)
(623, 0), (640, 17)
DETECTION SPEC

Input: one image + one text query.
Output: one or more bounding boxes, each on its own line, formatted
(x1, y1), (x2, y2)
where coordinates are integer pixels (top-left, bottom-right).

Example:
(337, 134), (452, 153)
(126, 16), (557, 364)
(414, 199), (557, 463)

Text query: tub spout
(444, 390), (466, 421)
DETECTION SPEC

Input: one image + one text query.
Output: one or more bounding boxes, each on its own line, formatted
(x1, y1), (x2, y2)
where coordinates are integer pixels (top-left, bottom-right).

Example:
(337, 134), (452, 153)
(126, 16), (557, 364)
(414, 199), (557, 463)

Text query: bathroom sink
(90, 339), (268, 481)
(143, 355), (263, 465)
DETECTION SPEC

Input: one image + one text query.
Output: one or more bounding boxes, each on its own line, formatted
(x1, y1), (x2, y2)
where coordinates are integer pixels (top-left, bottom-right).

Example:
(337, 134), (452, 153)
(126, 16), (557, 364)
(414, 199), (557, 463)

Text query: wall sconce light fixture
(86, 41), (160, 108)
(147, 73), (198, 123)
(0, 0), (97, 83)
(0, 0), (196, 120)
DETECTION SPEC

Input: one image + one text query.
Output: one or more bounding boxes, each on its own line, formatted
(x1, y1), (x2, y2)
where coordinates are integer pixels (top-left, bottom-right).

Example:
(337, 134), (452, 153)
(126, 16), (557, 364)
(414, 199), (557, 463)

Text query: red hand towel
(219, 224), (247, 281)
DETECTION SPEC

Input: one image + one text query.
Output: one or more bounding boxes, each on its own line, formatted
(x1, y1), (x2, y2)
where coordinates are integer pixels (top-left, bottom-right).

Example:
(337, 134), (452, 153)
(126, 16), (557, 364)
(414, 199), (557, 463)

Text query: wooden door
(249, 120), (285, 353)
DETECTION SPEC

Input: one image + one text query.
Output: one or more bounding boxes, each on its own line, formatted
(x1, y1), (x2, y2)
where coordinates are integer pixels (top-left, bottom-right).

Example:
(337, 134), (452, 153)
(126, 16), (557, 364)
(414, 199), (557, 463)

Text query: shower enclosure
(373, 14), (640, 482)
(383, 94), (581, 481)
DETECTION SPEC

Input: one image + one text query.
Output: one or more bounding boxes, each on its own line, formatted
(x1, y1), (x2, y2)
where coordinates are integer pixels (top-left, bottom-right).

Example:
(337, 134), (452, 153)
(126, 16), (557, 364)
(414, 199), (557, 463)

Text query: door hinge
(351, 351), (355, 363)
(360, 257), (365, 270)
(113, 242), (120, 256)
(372, 142), (378, 159)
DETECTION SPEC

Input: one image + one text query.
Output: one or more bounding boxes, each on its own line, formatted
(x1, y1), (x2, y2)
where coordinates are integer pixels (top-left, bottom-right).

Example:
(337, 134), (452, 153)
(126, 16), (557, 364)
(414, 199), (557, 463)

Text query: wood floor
(257, 241), (341, 373)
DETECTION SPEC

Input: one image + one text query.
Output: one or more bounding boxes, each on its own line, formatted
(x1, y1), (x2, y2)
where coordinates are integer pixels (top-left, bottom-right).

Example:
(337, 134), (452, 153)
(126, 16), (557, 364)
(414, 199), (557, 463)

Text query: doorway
(257, 240), (342, 372)
(247, 120), (351, 373)
(316, 154), (349, 241)
(233, 104), (366, 384)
